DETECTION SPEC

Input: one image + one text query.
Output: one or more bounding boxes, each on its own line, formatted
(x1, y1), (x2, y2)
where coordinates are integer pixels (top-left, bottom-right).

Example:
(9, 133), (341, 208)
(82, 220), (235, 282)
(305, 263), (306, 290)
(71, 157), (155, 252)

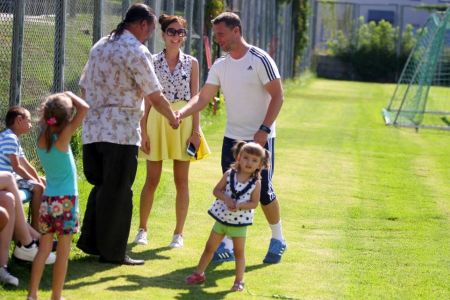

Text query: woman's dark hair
(158, 14), (187, 32)
(5, 106), (28, 128)
(109, 3), (156, 40)
(211, 12), (242, 34)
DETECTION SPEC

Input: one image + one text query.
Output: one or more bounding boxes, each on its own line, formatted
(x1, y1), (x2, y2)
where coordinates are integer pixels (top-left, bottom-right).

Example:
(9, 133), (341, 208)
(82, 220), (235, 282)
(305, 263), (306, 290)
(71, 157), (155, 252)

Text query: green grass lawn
(2, 77), (449, 299)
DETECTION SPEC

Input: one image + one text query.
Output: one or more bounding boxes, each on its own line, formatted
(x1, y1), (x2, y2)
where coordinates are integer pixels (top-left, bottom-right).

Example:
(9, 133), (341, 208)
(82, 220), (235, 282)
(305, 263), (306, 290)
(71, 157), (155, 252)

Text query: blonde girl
(186, 141), (270, 291)
(28, 92), (89, 300)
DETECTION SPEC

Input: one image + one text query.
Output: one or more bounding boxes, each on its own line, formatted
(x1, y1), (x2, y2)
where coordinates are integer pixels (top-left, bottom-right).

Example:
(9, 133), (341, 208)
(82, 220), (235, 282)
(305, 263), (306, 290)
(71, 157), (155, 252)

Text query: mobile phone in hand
(186, 143), (196, 157)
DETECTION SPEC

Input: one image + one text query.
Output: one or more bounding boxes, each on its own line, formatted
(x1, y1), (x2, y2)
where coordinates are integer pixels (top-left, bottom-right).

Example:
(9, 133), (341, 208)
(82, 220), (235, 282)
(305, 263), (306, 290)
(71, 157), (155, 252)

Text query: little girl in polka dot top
(186, 141), (270, 292)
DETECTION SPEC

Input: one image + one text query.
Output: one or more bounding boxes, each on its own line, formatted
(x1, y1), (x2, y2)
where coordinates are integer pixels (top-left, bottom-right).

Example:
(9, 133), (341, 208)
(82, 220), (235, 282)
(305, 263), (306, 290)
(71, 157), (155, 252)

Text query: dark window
(368, 10), (395, 24)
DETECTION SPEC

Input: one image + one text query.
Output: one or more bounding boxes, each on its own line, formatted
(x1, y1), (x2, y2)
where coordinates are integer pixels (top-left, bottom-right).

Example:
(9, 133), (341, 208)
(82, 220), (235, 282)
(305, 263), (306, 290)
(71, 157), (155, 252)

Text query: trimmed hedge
(327, 17), (419, 82)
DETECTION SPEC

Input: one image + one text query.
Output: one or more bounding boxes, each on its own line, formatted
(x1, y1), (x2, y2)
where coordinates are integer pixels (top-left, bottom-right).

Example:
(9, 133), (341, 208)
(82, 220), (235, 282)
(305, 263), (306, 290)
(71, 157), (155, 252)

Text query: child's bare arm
(213, 171), (230, 200)
(9, 154), (36, 181)
(19, 157), (43, 184)
(55, 92), (89, 151)
(65, 91), (89, 131)
(236, 180), (261, 210)
(213, 171), (236, 210)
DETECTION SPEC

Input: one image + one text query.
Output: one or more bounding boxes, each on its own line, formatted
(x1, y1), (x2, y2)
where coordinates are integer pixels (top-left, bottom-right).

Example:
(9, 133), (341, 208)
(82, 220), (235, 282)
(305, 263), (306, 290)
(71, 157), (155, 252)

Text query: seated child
(0, 106), (45, 230)
(185, 141), (270, 291)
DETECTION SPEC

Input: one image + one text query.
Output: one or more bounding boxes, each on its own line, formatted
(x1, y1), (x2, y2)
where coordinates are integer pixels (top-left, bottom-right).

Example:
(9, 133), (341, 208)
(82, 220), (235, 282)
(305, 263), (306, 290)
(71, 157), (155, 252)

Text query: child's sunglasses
(166, 28), (187, 37)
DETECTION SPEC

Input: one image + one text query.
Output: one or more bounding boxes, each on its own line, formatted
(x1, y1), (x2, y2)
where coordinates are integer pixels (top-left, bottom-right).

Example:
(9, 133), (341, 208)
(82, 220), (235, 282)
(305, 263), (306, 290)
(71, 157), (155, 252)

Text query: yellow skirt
(139, 101), (211, 162)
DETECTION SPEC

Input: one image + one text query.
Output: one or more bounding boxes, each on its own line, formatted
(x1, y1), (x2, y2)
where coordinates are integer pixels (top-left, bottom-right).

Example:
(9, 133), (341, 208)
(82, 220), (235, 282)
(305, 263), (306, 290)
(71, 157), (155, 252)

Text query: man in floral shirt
(77, 3), (178, 265)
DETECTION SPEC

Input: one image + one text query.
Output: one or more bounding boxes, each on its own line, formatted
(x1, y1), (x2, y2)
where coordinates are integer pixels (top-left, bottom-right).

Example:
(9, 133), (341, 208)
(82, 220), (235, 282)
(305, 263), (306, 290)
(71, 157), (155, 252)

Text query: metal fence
(0, 0), (297, 163)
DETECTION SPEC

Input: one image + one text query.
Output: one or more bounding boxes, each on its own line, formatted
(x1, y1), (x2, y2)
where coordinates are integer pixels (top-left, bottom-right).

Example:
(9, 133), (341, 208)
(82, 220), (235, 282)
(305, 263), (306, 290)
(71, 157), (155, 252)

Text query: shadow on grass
(64, 245), (172, 283)
(5, 257), (34, 290)
(7, 257), (75, 290)
(63, 244), (268, 299)
(5, 253), (117, 291)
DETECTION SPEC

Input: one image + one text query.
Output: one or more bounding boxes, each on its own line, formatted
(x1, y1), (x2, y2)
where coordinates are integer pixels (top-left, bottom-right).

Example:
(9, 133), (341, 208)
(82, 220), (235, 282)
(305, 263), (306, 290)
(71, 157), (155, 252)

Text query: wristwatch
(259, 124), (271, 134)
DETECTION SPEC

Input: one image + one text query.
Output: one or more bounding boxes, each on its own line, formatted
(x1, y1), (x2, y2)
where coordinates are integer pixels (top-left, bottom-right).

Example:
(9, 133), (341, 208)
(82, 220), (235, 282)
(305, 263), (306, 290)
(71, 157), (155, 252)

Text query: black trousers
(77, 142), (138, 261)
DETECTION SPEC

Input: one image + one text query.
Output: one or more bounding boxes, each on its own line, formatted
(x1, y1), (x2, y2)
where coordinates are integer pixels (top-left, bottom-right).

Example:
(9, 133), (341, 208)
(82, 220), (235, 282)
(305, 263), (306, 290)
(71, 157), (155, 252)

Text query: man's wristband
(259, 124), (271, 134)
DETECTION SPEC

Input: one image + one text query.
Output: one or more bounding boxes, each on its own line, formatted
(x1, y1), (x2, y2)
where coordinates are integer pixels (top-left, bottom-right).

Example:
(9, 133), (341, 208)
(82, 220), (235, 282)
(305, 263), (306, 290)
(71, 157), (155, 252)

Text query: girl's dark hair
(158, 14), (187, 32)
(5, 106), (28, 128)
(40, 93), (73, 152)
(230, 141), (270, 179)
(109, 3), (156, 40)
(211, 12), (242, 34)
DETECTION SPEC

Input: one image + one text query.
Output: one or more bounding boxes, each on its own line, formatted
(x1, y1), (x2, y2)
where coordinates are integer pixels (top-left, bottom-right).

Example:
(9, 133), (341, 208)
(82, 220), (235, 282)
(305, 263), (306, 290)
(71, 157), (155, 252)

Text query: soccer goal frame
(383, 9), (450, 131)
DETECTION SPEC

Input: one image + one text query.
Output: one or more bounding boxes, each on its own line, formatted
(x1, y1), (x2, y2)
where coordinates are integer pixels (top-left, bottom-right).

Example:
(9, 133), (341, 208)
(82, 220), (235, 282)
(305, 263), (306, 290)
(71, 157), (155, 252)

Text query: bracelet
(259, 124), (271, 134)
(192, 130), (201, 137)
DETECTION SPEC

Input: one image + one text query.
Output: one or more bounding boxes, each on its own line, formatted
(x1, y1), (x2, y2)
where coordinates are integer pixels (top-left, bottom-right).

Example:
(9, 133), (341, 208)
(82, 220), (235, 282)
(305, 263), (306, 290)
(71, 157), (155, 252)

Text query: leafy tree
(292, 0), (309, 76)
(277, 0), (310, 76)
(204, 0), (224, 31)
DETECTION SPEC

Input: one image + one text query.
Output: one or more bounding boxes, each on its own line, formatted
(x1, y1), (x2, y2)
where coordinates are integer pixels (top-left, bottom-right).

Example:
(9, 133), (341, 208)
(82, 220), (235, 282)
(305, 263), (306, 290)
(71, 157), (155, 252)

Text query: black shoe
(99, 255), (144, 266)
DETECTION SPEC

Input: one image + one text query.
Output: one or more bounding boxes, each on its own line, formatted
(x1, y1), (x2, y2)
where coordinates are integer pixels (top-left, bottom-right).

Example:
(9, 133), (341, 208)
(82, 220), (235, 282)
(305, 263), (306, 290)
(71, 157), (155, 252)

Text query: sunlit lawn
(2, 77), (449, 299)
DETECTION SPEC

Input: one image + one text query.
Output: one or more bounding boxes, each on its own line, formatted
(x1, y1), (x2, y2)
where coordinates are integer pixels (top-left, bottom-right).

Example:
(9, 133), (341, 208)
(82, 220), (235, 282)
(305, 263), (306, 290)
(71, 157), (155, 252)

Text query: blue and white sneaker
(212, 241), (235, 263)
(263, 238), (287, 264)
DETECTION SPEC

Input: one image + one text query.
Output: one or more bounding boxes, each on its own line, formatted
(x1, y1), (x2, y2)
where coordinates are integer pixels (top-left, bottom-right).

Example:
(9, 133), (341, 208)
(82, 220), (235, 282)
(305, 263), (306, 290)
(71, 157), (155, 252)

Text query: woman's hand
(141, 133), (150, 154)
(187, 131), (201, 150)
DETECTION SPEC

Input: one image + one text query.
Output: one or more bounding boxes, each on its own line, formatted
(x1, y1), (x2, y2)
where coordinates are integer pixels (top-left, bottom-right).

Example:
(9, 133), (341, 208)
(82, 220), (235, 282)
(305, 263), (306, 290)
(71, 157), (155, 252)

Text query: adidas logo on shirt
(247, 65), (253, 70)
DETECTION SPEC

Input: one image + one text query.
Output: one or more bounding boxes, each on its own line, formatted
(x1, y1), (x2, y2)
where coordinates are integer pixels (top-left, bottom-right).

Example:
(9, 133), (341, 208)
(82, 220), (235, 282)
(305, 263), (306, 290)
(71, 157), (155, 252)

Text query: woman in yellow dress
(136, 14), (210, 248)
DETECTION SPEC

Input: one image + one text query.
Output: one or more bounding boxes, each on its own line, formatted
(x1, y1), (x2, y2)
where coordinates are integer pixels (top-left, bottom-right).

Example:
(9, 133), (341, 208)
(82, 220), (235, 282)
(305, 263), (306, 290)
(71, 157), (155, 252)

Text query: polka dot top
(208, 170), (257, 226)
(152, 50), (192, 102)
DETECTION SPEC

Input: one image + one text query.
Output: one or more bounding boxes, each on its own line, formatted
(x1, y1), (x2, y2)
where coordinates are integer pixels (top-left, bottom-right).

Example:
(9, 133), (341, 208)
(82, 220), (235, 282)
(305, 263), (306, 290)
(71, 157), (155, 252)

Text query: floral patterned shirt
(79, 30), (162, 146)
(152, 50), (193, 102)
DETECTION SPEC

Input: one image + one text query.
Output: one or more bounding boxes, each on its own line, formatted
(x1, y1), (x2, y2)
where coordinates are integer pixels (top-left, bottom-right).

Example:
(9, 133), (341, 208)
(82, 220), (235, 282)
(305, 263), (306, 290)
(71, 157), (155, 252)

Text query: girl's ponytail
(232, 141), (246, 160)
(44, 124), (53, 152)
(261, 149), (271, 170)
(251, 149), (270, 179)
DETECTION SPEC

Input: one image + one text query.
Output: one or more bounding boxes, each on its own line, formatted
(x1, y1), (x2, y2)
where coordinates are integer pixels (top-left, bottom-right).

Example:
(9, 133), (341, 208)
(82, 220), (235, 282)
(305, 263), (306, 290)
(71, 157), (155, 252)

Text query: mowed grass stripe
(315, 80), (450, 298)
(3, 78), (449, 300)
(281, 78), (449, 299)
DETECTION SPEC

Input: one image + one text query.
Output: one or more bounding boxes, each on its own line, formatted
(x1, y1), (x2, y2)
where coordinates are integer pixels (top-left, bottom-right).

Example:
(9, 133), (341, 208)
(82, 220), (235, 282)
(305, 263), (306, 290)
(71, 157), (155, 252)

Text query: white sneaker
(134, 229), (148, 245)
(0, 267), (19, 287)
(13, 242), (56, 264)
(169, 234), (184, 248)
